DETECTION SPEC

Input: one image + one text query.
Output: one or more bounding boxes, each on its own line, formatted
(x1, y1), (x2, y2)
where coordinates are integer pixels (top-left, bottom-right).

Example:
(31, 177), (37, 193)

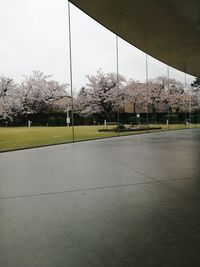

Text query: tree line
(0, 70), (200, 124)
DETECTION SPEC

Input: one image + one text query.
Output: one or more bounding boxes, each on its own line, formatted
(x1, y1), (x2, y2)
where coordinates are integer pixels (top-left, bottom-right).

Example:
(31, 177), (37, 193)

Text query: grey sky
(0, 0), (195, 91)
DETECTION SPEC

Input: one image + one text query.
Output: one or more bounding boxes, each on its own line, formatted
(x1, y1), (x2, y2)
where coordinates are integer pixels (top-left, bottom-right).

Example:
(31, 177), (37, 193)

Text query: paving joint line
(99, 151), (159, 182)
(0, 180), (161, 200)
(99, 152), (199, 202)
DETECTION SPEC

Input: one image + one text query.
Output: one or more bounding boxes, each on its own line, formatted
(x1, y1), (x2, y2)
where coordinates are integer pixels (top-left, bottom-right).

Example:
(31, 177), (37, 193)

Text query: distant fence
(0, 112), (200, 127)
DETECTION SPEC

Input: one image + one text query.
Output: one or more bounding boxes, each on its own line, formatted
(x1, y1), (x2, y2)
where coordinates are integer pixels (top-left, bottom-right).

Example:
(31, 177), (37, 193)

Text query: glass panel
(185, 74), (192, 129)
(69, 4), (118, 141)
(0, 0), (73, 152)
(147, 56), (168, 132)
(190, 75), (200, 128)
(168, 67), (186, 130)
(117, 38), (147, 136)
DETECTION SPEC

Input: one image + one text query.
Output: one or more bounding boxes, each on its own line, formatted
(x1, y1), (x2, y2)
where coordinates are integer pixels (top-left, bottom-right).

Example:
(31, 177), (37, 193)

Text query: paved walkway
(0, 129), (200, 267)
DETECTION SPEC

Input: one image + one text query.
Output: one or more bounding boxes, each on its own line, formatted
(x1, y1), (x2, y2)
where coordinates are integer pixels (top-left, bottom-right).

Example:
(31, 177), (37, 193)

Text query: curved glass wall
(0, 0), (199, 152)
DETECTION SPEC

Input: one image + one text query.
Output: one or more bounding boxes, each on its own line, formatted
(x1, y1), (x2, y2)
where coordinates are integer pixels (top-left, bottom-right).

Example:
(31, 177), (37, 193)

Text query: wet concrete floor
(0, 129), (200, 266)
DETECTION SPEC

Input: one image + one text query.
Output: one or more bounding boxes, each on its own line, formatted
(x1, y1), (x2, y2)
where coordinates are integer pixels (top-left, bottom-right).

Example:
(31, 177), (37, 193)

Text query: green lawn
(0, 124), (199, 152)
(0, 126), (117, 152)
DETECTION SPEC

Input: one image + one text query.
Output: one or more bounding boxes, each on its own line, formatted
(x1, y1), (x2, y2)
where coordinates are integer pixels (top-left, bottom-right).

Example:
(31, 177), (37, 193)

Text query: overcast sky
(0, 0), (195, 91)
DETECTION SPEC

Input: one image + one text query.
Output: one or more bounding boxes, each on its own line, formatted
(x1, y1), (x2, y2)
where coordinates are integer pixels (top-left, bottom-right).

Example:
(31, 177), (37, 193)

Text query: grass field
(0, 124), (199, 152)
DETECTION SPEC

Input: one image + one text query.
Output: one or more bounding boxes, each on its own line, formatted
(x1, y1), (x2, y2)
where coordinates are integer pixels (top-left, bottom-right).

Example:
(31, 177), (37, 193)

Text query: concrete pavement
(0, 129), (200, 266)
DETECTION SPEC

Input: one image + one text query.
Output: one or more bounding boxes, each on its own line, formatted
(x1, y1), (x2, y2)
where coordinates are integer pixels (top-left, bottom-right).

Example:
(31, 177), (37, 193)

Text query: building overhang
(70, 0), (200, 77)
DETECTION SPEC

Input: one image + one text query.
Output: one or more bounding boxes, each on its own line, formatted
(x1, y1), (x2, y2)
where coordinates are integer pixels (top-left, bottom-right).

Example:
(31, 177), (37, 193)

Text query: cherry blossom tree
(191, 77), (200, 112)
(75, 72), (190, 118)
(147, 77), (168, 113)
(74, 87), (90, 116)
(75, 70), (126, 120)
(0, 71), (71, 123)
(0, 76), (21, 120)
(146, 76), (187, 113)
(167, 79), (187, 113)
(123, 80), (147, 113)
(0, 69), (194, 125)
(124, 77), (168, 114)
(20, 71), (70, 114)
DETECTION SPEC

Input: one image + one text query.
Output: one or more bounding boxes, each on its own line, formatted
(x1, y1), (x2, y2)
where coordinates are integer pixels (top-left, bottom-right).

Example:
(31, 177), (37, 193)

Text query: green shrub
(115, 123), (126, 131)
(56, 117), (65, 126)
(48, 117), (65, 126)
(191, 114), (200, 123)
(163, 114), (178, 124)
(128, 116), (145, 124)
(48, 117), (56, 126)
(128, 116), (137, 124)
